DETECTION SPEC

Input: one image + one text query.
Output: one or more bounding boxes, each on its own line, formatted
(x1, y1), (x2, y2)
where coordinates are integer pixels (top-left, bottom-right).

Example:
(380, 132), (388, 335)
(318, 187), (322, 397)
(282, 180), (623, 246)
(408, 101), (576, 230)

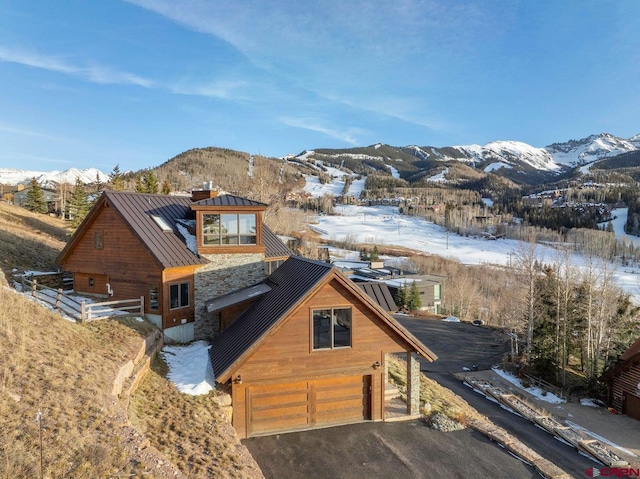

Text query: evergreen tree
(161, 178), (172, 195)
(359, 248), (370, 261)
(135, 173), (146, 193)
(24, 177), (48, 214)
(67, 178), (90, 231)
(407, 281), (422, 311)
(110, 164), (125, 191)
(395, 283), (408, 310)
(145, 170), (159, 194)
(370, 245), (380, 261)
(93, 171), (103, 195)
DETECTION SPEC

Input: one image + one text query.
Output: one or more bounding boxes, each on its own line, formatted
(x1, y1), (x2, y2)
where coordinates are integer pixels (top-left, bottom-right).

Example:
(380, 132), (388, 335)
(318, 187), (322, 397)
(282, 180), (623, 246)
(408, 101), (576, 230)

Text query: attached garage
(210, 256), (437, 439)
(246, 375), (372, 437)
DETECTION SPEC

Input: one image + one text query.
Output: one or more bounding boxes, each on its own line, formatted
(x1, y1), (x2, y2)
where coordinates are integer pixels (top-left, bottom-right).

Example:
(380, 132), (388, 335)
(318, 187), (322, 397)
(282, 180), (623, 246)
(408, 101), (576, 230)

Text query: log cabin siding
(610, 361), (640, 419)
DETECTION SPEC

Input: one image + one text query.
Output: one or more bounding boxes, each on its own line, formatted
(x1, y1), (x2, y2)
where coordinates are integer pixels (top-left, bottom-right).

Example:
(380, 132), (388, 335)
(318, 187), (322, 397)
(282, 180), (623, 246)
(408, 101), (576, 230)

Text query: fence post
(55, 289), (62, 309)
(80, 301), (85, 324)
(140, 296), (145, 317)
(32, 279), (37, 297)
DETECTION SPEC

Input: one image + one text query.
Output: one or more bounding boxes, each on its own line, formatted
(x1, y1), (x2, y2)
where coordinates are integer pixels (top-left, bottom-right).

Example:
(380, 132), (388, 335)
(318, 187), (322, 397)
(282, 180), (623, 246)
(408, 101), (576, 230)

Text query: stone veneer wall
(193, 253), (266, 341)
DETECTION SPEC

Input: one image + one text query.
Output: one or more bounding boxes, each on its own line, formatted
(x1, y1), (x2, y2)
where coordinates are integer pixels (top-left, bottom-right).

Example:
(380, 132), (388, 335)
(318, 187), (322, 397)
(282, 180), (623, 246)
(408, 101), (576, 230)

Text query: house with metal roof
(56, 188), (291, 342)
(602, 337), (640, 421)
(210, 255), (437, 438)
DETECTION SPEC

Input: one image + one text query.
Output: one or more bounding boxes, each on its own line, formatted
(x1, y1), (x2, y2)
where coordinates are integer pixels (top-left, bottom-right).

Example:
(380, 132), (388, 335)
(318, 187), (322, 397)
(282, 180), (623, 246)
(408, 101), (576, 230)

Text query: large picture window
(170, 282), (189, 310)
(202, 213), (256, 245)
(312, 307), (352, 350)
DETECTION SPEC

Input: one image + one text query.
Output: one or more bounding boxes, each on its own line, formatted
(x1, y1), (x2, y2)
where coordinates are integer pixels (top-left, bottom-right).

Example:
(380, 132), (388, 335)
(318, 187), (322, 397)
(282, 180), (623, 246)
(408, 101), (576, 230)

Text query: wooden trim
(198, 245), (266, 255)
(190, 205), (267, 212)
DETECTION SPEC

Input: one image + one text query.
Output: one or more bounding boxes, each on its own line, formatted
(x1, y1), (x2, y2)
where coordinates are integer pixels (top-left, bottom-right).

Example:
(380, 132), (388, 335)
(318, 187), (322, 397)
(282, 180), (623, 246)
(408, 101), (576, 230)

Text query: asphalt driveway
(244, 419), (538, 479)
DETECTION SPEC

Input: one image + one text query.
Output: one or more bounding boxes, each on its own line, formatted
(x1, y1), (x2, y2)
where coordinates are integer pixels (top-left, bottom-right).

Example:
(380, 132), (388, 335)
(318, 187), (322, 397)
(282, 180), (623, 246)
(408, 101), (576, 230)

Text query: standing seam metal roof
(210, 256), (333, 379)
(104, 191), (207, 268)
(193, 194), (267, 207)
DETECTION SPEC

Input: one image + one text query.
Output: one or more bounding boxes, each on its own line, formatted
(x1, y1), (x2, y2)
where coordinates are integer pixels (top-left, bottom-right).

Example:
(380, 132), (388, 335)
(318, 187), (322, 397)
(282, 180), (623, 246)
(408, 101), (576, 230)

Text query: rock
(427, 412), (466, 432)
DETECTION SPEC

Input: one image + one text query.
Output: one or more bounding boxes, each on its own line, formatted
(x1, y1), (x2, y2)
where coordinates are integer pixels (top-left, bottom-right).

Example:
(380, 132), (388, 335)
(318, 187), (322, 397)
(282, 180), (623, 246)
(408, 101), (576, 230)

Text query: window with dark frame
(88, 277), (94, 287)
(94, 231), (103, 250)
(170, 282), (189, 310)
(202, 213), (257, 245)
(149, 284), (159, 311)
(312, 307), (352, 350)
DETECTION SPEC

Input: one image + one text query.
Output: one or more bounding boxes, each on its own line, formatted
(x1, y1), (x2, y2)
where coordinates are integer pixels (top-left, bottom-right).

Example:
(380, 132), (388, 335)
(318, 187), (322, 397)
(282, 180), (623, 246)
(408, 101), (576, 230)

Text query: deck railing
(22, 277), (144, 323)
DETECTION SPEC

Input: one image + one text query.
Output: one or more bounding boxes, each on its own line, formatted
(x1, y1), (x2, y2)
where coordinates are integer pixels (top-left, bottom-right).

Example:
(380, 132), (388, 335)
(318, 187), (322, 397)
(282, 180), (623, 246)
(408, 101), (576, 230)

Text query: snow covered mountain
(0, 167), (109, 188)
(294, 132), (640, 183)
(544, 133), (638, 167)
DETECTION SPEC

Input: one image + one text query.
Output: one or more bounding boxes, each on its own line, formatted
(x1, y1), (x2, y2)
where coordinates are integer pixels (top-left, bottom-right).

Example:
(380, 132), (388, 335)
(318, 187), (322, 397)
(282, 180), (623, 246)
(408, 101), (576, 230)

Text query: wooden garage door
(623, 392), (640, 421)
(247, 375), (371, 437)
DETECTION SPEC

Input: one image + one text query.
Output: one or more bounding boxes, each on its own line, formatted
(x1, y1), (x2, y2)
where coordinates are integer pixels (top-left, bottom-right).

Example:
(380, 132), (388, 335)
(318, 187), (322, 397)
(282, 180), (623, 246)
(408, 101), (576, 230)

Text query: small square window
(312, 307), (351, 350)
(88, 277), (94, 287)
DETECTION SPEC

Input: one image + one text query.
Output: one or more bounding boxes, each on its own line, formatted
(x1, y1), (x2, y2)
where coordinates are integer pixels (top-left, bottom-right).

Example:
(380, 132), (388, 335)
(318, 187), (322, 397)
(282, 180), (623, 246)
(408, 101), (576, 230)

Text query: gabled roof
(57, 191), (207, 269)
(601, 337), (640, 381)
(210, 256), (436, 383)
(357, 282), (398, 312)
(262, 225), (293, 259)
(192, 194), (266, 208)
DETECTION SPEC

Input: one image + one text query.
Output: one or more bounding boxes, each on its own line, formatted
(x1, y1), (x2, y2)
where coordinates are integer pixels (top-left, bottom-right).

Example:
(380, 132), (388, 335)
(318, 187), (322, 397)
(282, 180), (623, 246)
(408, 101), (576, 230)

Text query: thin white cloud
(169, 80), (248, 100)
(279, 117), (361, 145)
(0, 122), (67, 142)
(0, 45), (153, 88)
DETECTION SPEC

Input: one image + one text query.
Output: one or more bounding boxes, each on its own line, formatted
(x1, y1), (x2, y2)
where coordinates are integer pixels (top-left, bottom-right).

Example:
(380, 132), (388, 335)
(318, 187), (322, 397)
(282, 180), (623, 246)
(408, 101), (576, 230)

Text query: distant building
(12, 187), (59, 214)
(334, 260), (445, 314)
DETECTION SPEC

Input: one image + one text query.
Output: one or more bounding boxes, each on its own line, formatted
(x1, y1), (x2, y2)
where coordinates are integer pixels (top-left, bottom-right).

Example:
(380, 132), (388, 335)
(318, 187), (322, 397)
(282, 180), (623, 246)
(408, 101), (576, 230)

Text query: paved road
(244, 420), (539, 479)
(397, 317), (597, 478)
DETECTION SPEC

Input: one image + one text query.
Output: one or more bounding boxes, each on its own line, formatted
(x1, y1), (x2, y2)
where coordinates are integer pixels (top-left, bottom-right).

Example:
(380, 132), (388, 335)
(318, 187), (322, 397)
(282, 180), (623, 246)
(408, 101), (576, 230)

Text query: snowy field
(301, 168), (640, 302)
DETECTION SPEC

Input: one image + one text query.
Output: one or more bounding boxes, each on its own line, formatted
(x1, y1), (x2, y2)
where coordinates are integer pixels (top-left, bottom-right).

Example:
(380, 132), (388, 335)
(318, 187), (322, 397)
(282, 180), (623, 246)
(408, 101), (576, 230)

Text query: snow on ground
(388, 165), (400, 178)
(304, 164), (366, 198)
(484, 162), (513, 173)
(313, 203), (640, 300)
(162, 341), (215, 395)
(426, 167), (448, 183)
(491, 367), (565, 404)
(609, 208), (640, 247)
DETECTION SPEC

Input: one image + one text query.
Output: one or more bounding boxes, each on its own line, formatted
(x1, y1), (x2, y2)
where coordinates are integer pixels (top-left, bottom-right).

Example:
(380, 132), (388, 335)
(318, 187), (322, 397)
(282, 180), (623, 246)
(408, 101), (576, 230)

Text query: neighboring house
(602, 338), (640, 421)
(338, 261), (445, 314)
(56, 189), (291, 342)
(13, 187), (59, 213)
(210, 256), (437, 438)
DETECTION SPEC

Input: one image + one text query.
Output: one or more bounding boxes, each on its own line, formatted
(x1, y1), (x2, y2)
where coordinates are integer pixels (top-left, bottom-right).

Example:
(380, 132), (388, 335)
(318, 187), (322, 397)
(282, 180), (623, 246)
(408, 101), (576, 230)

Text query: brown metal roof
(102, 191), (207, 269)
(262, 225), (293, 259)
(210, 256), (436, 382)
(205, 283), (272, 314)
(210, 256), (334, 380)
(193, 194), (267, 207)
(357, 282), (398, 312)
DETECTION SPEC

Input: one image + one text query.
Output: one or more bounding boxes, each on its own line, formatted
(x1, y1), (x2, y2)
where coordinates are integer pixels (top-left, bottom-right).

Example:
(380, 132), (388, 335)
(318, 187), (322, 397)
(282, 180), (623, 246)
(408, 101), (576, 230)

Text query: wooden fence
(22, 277), (144, 323)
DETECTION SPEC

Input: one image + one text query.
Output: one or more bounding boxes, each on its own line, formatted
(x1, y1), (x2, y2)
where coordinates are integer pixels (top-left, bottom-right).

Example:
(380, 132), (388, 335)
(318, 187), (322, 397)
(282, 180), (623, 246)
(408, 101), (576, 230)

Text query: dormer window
(202, 213), (257, 245)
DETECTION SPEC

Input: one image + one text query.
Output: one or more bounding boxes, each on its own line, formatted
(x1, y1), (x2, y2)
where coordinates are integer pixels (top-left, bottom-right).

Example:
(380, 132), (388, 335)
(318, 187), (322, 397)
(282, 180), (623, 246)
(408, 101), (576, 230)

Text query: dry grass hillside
(0, 202), (261, 479)
(0, 201), (67, 276)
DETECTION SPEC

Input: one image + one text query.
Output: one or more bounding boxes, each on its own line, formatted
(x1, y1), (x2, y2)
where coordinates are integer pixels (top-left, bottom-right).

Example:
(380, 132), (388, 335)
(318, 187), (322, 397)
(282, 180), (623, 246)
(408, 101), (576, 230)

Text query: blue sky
(1, 1), (639, 173)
